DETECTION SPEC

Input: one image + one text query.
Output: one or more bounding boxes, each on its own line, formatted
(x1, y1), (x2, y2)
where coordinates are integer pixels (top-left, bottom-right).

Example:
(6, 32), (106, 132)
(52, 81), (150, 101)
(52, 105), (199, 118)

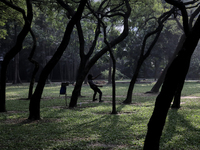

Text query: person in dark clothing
(87, 74), (103, 102)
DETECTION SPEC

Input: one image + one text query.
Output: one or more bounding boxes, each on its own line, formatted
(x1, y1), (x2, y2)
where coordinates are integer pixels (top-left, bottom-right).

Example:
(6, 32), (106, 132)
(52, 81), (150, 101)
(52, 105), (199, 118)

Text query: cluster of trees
(1, 0), (200, 149)
(3, 0), (200, 84)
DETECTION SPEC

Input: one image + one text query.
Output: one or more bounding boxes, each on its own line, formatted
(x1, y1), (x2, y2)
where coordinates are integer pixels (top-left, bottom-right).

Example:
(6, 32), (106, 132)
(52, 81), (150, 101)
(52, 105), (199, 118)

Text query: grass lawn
(1, 81), (200, 149)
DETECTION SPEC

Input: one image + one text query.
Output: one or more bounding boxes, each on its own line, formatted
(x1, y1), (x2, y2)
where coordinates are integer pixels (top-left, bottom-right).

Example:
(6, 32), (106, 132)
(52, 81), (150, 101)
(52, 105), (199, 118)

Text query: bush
(101, 69), (127, 80)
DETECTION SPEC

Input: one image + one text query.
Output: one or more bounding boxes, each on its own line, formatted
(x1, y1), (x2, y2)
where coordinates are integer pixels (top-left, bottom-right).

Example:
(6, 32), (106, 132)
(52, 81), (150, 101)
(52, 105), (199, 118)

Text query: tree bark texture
(13, 53), (22, 84)
(144, 14), (200, 149)
(28, 29), (39, 99)
(123, 59), (143, 104)
(13, 25), (22, 84)
(103, 24), (117, 114)
(69, 0), (131, 107)
(0, 0), (33, 112)
(108, 57), (112, 84)
(171, 79), (184, 109)
(123, 16), (166, 104)
(28, 0), (87, 120)
(149, 33), (186, 93)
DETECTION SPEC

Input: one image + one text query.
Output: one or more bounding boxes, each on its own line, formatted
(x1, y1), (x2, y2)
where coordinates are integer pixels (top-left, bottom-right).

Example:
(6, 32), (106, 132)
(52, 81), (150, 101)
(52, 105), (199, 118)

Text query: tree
(170, 1), (200, 109)
(122, 6), (174, 104)
(149, 3), (200, 109)
(0, 0), (33, 112)
(144, 1), (200, 149)
(149, 18), (194, 93)
(102, 15), (117, 114)
(28, 0), (87, 120)
(87, 7), (118, 113)
(27, 29), (39, 99)
(69, 0), (131, 108)
(13, 24), (22, 84)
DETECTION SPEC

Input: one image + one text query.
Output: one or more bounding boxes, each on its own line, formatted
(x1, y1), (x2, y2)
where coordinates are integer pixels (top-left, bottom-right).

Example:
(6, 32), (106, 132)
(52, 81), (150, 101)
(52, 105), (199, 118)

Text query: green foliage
(0, 2), (22, 39)
(101, 69), (128, 80)
(0, 27), (7, 39)
(1, 82), (200, 149)
(3, 0), (198, 83)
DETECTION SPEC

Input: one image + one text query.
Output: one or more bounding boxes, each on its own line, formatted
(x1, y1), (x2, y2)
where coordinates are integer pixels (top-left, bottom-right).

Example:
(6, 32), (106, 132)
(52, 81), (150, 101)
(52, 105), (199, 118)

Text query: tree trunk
(108, 57), (112, 84)
(28, 29), (39, 99)
(0, 0), (33, 112)
(103, 25), (117, 114)
(144, 51), (191, 149)
(0, 62), (7, 112)
(69, 0), (131, 108)
(28, 0), (87, 120)
(123, 59), (143, 104)
(108, 45), (117, 114)
(28, 63), (39, 99)
(13, 53), (22, 84)
(111, 59), (117, 114)
(149, 35), (186, 93)
(13, 25), (22, 84)
(123, 20), (164, 104)
(69, 74), (85, 107)
(144, 14), (200, 149)
(171, 79), (185, 109)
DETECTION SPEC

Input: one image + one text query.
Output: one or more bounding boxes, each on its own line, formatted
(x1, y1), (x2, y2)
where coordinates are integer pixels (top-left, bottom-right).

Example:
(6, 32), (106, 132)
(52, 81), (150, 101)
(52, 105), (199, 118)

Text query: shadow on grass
(37, 102), (146, 149)
(160, 109), (200, 149)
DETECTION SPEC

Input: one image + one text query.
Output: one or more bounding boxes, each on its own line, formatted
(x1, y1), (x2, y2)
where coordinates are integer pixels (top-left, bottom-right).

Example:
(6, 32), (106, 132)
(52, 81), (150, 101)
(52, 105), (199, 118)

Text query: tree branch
(165, 0), (190, 36)
(57, 0), (85, 58)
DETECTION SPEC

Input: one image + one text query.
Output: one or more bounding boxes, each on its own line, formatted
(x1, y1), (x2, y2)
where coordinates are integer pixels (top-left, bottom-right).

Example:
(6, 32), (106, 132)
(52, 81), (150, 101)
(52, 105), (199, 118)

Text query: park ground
(1, 80), (200, 150)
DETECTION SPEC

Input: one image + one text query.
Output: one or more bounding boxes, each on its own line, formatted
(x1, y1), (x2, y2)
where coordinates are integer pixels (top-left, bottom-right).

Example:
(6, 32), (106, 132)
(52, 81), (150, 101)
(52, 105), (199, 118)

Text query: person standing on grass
(87, 74), (103, 102)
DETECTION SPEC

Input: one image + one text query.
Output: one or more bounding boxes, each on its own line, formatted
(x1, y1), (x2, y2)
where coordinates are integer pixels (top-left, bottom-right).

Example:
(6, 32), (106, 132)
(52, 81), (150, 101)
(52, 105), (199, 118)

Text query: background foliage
(2, 0), (200, 83)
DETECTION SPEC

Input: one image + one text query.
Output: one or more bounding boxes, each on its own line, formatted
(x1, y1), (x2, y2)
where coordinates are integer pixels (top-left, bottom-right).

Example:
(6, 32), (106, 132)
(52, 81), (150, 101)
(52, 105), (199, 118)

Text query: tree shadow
(160, 109), (200, 149)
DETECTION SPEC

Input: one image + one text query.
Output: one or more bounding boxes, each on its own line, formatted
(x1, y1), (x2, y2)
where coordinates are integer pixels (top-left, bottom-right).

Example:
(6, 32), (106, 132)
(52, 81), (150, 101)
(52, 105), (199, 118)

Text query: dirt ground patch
(181, 96), (200, 99)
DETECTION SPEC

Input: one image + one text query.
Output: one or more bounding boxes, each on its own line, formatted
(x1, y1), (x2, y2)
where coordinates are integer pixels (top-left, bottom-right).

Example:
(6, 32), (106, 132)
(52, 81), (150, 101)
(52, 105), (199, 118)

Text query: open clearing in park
(1, 81), (200, 150)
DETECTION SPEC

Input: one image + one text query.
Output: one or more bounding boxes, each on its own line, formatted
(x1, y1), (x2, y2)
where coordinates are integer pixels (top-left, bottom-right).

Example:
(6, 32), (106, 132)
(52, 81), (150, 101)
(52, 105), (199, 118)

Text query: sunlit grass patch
(1, 81), (200, 149)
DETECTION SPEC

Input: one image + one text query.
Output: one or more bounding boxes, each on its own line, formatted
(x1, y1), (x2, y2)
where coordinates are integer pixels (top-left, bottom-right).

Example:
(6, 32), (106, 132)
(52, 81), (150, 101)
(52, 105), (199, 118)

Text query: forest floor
(1, 81), (200, 149)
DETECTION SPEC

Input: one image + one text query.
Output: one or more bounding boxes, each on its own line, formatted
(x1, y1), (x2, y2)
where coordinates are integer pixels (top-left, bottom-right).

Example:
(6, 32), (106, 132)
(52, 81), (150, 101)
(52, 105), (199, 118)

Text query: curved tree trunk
(123, 59), (143, 104)
(149, 35), (186, 93)
(13, 25), (22, 84)
(123, 14), (166, 104)
(103, 24), (117, 114)
(148, 6), (200, 109)
(144, 48), (192, 150)
(28, 29), (39, 99)
(0, 0), (33, 112)
(144, 13), (200, 149)
(69, 73), (86, 107)
(108, 57), (112, 84)
(28, 63), (39, 99)
(28, 0), (87, 120)
(13, 53), (22, 84)
(111, 58), (117, 114)
(69, 0), (131, 108)
(171, 79), (185, 109)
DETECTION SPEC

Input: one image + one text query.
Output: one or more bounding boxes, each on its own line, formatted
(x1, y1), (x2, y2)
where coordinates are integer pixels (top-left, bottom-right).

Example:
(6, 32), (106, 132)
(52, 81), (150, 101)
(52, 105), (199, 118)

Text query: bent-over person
(87, 74), (103, 102)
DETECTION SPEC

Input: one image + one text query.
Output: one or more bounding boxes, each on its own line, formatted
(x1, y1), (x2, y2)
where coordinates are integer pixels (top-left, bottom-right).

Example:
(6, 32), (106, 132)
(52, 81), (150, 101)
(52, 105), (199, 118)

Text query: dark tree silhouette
(69, 0), (131, 108)
(122, 8), (175, 104)
(28, 29), (39, 99)
(28, 0), (87, 120)
(0, 0), (33, 112)
(13, 24), (22, 84)
(102, 21), (117, 114)
(144, 1), (200, 149)
(149, 3), (200, 109)
(149, 34), (186, 93)
(86, 1), (118, 113)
